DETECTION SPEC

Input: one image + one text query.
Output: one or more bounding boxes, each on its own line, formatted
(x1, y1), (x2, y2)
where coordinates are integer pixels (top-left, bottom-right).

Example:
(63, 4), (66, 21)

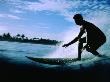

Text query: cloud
(7, 0), (110, 22)
(7, 0), (74, 21)
(10, 9), (24, 14)
(6, 14), (21, 20)
(24, 0), (72, 11)
(2, 0), (110, 39)
(0, 13), (21, 20)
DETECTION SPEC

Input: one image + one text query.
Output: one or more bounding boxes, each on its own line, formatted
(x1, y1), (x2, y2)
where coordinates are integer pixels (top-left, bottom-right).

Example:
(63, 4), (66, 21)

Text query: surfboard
(26, 56), (89, 65)
(26, 55), (110, 65)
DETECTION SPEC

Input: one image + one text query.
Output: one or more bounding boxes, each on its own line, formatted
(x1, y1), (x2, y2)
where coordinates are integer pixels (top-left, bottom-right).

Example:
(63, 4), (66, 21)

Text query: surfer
(62, 14), (106, 60)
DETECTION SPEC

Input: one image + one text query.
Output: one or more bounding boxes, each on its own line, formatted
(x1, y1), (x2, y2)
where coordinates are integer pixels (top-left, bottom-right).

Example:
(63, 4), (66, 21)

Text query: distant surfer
(62, 14), (106, 60)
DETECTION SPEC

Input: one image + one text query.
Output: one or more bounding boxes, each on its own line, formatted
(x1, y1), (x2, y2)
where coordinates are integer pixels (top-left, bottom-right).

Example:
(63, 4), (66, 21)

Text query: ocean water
(0, 41), (57, 65)
(0, 41), (110, 69)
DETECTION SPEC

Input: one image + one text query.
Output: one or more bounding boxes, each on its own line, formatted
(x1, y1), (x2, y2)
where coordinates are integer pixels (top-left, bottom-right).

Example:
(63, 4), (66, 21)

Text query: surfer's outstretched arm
(62, 27), (85, 47)
(62, 37), (79, 47)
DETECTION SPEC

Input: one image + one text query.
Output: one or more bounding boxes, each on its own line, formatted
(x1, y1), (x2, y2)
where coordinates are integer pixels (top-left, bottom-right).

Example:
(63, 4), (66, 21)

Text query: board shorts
(87, 38), (106, 51)
(79, 36), (106, 51)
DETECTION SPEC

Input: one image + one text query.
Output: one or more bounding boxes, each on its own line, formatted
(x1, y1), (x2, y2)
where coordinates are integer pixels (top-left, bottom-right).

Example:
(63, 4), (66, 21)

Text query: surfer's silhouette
(62, 14), (106, 60)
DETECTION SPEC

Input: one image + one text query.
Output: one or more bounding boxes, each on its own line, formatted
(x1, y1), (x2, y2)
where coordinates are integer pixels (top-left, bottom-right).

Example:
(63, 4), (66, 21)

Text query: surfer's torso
(82, 21), (106, 45)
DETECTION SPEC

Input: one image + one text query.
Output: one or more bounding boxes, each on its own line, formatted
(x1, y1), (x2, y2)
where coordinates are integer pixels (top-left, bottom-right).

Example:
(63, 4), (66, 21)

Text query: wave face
(0, 41), (56, 65)
(0, 37), (110, 69)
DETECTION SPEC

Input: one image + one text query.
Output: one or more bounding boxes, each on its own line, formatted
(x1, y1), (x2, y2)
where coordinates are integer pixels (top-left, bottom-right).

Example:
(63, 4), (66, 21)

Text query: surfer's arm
(62, 27), (85, 47)
(77, 27), (85, 39)
(67, 28), (85, 45)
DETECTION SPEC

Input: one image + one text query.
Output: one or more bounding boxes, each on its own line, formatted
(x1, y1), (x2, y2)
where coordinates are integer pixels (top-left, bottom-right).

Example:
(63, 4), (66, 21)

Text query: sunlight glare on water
(48, 27), (79, 58)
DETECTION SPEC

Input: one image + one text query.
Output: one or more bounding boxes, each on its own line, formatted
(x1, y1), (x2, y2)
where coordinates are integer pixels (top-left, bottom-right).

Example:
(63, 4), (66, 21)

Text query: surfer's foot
(76, 58), (81, 60)
(94, 54), (102, 57)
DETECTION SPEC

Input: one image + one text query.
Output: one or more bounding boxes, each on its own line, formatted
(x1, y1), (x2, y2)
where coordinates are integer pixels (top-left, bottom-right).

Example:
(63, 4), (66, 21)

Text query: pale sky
(0, 0), (110, 40)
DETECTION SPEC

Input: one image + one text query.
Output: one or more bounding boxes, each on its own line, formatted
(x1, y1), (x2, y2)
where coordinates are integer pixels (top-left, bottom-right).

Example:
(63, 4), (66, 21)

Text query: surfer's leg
(78, 41), (83, 60)
(86, 46), (102, 57)
(78, 37), (86, 60)
(91, 50), (101, 57)
(87, 38), (106, 57)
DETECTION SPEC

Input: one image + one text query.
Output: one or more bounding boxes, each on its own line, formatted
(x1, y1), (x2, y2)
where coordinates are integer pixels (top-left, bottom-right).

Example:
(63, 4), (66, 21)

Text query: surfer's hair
(73, 14), (83, 20)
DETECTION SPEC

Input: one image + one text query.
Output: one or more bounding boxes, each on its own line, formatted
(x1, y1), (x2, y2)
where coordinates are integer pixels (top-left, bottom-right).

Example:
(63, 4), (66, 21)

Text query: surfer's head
(73, 14), (83, 26)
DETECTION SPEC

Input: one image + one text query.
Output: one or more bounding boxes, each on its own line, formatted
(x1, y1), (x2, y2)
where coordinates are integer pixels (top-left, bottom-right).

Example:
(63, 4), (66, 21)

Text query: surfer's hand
(62, 44), (69, 48)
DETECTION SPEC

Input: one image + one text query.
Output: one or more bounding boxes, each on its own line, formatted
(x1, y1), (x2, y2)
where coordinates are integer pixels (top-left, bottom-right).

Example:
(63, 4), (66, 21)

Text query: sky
(0, 0), (110, 41)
